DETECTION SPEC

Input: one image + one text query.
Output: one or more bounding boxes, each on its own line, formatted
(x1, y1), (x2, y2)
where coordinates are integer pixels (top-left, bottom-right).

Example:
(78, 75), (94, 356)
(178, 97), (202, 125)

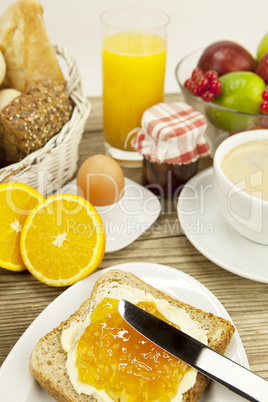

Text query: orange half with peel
(0, 182), (45, 271)
(20, 194), (106, 287)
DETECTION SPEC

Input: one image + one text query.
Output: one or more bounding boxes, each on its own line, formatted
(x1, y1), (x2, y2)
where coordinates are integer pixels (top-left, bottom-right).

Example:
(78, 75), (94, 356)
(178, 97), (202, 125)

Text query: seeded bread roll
(0, 79), (73, 164)
(29, 269), (235, 402)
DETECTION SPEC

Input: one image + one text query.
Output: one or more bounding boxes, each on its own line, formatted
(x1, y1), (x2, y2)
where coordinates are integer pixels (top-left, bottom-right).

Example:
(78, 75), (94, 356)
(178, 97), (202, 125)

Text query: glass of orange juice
(100, 6), (170, 167)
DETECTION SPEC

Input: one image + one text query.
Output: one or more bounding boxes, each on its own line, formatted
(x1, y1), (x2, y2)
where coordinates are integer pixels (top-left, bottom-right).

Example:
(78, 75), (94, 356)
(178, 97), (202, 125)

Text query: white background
(1, 0), (268, 97)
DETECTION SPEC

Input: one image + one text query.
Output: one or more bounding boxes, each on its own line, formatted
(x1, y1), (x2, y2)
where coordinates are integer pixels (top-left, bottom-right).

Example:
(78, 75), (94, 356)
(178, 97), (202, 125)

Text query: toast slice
(29, 269), (235, 401)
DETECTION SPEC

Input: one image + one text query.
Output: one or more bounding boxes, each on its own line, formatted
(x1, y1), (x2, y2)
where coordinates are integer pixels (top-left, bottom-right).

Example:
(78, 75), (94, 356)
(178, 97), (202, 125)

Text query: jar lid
(131, 102), (209, 164)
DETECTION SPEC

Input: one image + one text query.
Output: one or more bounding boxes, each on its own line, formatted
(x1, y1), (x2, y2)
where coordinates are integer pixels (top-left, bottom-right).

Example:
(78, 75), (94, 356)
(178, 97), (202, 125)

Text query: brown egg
(76, 155), (125, 206)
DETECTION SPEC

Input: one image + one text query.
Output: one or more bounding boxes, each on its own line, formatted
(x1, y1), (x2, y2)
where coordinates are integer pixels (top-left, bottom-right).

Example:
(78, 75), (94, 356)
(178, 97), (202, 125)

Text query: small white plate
(178, 167), (268, 283)
(57, 178), (161, 253)
(0, 262), (248, 402)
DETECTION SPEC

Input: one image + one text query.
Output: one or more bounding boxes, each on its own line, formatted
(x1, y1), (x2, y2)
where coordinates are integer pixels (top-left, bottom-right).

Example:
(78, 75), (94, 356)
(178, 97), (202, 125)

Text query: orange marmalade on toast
(76, 297), (190, 401)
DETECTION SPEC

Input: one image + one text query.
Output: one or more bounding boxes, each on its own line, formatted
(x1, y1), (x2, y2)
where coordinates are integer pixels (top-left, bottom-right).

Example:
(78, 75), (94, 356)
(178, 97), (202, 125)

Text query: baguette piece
(29, 270), (235, 401)
(0, 0), (65, 92)
(0, 79), (73, 163)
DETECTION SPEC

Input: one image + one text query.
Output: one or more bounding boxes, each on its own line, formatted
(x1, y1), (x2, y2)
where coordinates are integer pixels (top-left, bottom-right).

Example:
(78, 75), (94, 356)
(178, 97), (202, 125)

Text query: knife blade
(118, 299), (268, 402)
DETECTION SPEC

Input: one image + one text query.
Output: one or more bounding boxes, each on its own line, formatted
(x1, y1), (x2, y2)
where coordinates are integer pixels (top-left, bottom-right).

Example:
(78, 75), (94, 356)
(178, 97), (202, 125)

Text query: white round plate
(178, 167), (268, 283)
(56, 178), (161, 253)
(0, 263), (248, 402)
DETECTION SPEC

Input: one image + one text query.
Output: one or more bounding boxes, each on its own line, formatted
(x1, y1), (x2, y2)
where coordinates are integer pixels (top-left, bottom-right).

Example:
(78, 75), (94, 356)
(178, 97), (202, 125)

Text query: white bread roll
(0, 51), (6, 86)
(0, 0), (65, 92)
(0, 88), (21, 111)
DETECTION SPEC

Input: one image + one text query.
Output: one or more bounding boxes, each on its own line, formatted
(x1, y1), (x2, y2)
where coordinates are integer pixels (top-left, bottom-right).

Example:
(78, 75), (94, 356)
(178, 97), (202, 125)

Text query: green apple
(214, 71), (266, 114)
(257, 32), (268, 62)
(206, 104), (254, 132)
(206, 71), (266, 131)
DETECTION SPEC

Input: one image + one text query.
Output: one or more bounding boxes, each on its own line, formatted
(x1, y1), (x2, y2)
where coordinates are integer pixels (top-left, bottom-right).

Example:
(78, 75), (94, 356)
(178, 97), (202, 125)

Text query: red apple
(197, 41), (257, 76)
(256, 53), (268, 83)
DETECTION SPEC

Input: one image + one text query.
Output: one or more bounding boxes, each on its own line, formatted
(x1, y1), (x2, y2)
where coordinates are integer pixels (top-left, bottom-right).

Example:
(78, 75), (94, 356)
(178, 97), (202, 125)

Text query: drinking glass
(100, 6), (170, 167)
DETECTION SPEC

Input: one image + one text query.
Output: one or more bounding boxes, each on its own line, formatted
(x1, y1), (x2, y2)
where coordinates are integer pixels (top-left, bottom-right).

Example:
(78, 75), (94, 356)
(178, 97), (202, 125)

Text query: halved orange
(0, 182), (45, 271)
(20, 194), (106, 286)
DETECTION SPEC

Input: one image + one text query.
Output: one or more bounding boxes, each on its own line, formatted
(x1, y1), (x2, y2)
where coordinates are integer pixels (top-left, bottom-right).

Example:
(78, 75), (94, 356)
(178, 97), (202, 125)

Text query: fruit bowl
(175, 48), (268, 156)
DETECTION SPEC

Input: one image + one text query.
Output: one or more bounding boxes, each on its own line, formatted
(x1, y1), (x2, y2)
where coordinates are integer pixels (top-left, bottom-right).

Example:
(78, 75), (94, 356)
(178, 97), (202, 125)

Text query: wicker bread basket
(0, 45), (91, 197)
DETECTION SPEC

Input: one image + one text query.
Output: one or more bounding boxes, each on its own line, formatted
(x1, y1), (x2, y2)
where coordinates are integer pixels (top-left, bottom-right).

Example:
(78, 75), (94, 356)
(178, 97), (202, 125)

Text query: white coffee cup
(213, 129), (268, 245)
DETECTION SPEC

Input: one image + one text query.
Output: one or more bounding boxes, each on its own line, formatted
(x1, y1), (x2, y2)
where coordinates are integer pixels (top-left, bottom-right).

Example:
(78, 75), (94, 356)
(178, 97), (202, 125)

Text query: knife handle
(198, 347), (268, 402)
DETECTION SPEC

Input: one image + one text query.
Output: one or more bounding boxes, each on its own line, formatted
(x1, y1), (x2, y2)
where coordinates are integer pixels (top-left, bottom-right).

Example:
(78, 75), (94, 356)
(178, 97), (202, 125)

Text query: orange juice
(102, 32), (167, 151)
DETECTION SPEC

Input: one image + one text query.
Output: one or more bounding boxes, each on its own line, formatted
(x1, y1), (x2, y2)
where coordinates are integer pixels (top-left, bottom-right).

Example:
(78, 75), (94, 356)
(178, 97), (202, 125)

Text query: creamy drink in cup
(213, 130), (268, 245)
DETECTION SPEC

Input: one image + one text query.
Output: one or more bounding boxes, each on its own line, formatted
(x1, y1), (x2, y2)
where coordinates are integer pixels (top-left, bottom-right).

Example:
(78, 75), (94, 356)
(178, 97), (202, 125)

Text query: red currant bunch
(184, 68), (222, 102)
(260, 88), (268, 114)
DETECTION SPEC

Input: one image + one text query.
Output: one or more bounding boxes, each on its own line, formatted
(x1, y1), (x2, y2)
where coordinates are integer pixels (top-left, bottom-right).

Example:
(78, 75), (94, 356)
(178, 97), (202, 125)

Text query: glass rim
(100, 5), (170, 32)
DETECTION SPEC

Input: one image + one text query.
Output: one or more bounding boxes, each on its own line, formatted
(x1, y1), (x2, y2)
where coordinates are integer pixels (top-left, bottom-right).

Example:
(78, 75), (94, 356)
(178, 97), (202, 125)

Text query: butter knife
(118, 299), (268, 402)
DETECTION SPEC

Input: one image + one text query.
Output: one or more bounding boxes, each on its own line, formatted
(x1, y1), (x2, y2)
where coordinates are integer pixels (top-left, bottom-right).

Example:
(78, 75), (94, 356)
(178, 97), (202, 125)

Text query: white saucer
(177, 167), (268, 283)
(58, 178), (161, 253)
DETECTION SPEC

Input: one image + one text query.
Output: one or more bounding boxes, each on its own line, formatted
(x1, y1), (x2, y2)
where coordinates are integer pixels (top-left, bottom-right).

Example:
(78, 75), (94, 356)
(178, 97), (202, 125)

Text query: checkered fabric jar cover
(131, 102), (209, 165)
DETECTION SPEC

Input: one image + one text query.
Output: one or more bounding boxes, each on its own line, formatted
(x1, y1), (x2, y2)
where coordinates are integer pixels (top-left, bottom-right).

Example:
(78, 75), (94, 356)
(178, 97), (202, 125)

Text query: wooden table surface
(0, 93), (268, 386)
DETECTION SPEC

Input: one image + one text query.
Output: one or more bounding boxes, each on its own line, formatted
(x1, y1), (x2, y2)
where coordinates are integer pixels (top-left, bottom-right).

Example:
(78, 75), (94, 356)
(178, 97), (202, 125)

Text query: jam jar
(131, 102), (209, 197)
(142, 158), (198, 197)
